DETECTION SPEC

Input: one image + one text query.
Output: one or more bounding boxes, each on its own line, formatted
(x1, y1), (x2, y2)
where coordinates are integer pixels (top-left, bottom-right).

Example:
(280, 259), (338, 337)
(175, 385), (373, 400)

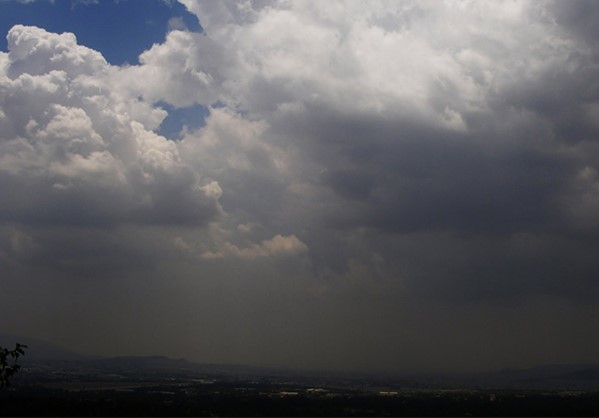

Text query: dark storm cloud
(294, 110), (569, 235)
(370, 230), (599, 303)
(218, 0), (599, 303)
(549, 0), (599, 47)
(0, 225), (158, 278)
(292, 101), (598, 301)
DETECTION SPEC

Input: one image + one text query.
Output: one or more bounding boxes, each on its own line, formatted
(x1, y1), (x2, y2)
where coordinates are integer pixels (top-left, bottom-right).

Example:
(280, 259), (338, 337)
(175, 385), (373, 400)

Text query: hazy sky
(1, 0), (599, 374)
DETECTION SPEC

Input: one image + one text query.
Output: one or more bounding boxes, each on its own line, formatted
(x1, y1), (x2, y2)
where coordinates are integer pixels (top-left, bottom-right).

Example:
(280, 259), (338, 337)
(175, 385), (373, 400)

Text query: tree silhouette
(0, 343), (27, 388)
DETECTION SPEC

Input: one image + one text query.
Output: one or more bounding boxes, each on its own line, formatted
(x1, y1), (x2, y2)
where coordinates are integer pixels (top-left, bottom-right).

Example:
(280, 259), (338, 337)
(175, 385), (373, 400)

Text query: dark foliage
(0, 343), (27, 388)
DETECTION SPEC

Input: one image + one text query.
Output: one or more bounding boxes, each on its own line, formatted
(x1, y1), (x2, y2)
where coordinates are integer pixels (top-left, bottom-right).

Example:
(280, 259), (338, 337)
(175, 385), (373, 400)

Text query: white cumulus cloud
(0, 25), (222, 226)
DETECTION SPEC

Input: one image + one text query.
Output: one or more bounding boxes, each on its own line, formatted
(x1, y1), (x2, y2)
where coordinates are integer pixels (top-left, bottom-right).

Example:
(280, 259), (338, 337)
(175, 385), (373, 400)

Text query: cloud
(113, 30), (227, 108)
(1, 0), (55, 3)
(167, 0), (599, 302)
(167, 17), (188, 32)
(201, 234), (308, 260)
(549, 0), (599, 47)
(0, 25), (222, 227)
(179, 107), (289, 229)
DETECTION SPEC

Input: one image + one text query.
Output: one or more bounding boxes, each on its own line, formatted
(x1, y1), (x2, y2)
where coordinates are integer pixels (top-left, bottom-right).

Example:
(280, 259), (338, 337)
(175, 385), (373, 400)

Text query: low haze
(1, 0), (599, 374)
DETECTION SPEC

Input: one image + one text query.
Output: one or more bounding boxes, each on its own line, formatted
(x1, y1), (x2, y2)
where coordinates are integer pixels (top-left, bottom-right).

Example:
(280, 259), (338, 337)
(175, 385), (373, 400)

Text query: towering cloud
(0, 25), (222, 227)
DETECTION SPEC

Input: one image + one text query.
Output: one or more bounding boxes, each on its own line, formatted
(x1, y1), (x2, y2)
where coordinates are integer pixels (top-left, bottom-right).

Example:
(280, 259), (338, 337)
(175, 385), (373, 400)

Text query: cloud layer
(2, 0), (599, 372)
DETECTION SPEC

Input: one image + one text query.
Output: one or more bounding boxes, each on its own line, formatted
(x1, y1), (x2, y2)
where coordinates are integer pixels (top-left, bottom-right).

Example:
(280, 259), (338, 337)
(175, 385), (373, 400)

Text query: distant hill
(86, 356), (295, 378)
(0, 334), (89, 363)
(0, 335), (288, 378)
(88, 355), (193, 372)
(485, 364), (599, 389)
(416, 363), (599, 390)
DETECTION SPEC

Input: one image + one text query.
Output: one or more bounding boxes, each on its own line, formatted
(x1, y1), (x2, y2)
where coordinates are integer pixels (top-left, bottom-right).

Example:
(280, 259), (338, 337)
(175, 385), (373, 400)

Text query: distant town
(2, 347), (599, 416)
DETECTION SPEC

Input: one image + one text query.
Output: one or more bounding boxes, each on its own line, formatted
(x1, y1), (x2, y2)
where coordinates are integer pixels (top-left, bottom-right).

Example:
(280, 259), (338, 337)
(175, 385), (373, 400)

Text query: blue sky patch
(157, 102), (208, 140)
(0, 0), (201, 65)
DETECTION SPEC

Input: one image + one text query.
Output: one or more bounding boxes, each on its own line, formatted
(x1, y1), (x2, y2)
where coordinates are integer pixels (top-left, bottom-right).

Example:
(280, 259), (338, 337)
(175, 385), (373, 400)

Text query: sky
(1, 0), (599, 374)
